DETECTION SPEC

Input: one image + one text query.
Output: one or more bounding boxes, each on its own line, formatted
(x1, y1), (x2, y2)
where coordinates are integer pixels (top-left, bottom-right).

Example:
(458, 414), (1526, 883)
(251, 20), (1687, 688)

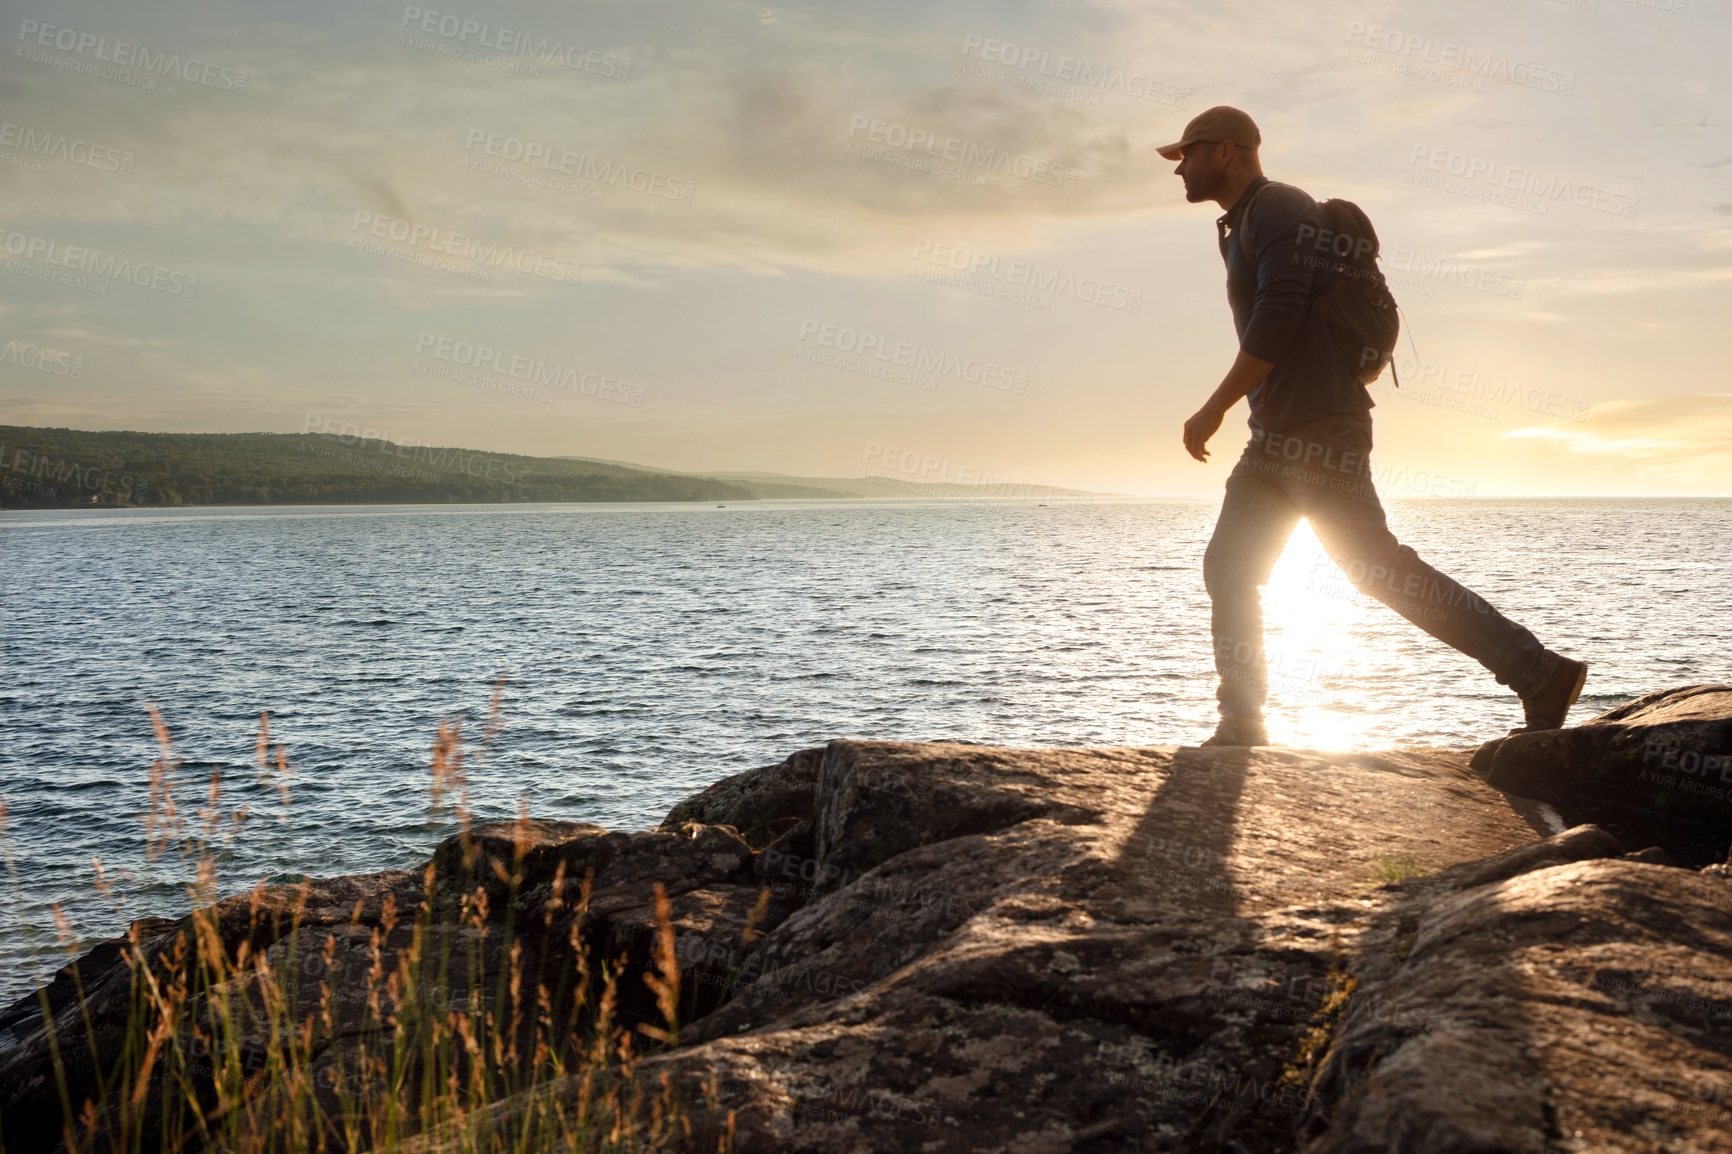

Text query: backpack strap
(1233, 182), (1277, 264)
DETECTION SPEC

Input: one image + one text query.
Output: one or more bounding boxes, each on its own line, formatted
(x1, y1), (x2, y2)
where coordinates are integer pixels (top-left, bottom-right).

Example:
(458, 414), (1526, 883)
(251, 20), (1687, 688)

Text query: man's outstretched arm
(1183, 348), (1274, 462)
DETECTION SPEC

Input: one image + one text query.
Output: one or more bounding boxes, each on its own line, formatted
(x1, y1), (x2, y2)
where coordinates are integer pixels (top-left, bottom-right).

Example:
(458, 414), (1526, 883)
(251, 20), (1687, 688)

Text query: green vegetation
(0, 425), (1105, 508)
(0, 698), (731, 1153)
(1368, 855), (1426, 884)
(1278, 934), (1356, 1124)
(0, 426), (752, 509)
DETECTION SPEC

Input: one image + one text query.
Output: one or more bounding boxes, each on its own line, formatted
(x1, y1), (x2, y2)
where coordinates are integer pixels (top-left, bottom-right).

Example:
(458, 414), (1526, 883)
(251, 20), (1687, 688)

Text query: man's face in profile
(1174, 140), (1226, 204)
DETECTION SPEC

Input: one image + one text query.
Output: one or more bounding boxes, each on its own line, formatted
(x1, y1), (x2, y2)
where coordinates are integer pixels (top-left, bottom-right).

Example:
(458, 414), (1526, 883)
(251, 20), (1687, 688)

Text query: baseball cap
(1156, 106), (1261, 161)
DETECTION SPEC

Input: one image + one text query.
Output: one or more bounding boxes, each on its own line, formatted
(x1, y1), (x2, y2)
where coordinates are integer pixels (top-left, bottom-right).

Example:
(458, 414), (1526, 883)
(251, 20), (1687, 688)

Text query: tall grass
(1, 684), (734, 1154)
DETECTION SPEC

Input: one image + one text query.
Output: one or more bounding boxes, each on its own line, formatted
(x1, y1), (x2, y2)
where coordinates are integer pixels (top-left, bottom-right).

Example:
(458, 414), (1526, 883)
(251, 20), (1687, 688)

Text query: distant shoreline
(8, 494), (1729, 514)
(0, 424), (1112, 509)
(0, 493), (1134, 513)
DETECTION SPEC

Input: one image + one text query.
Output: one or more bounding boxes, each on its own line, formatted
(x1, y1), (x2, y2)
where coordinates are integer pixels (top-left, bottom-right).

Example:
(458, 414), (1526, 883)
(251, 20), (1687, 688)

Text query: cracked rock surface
(7, 712), (1732, 1152)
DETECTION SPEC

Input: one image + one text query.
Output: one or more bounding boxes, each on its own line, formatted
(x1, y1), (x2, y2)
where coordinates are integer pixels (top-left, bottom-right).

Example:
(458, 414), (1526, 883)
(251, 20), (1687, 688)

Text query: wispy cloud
(1508, 395), (1732, 485)
(0, 0), (1725, 491)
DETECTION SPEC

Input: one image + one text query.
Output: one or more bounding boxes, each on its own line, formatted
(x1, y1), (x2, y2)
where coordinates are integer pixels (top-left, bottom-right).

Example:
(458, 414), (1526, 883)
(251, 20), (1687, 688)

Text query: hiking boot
(1512, 657), (1588, 735)
(1200, 717), (1269, 747)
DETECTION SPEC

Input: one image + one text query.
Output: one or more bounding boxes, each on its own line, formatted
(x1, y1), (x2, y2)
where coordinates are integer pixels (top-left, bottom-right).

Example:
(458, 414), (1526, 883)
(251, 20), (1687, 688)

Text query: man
(1160, 106), (1587, 747)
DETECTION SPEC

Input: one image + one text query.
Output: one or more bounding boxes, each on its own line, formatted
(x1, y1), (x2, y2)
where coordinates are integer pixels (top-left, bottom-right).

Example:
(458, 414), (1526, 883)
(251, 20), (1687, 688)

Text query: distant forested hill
(0, 426), (752, 508)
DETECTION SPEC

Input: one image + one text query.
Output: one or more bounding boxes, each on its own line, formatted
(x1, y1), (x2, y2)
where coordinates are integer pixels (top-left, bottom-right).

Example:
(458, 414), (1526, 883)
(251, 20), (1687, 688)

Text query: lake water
(3, 498), (1729, 1002)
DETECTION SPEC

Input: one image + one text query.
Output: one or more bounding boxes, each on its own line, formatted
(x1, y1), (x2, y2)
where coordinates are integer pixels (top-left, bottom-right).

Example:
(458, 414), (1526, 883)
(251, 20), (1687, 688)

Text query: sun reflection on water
(1257, 520), (1392, 751)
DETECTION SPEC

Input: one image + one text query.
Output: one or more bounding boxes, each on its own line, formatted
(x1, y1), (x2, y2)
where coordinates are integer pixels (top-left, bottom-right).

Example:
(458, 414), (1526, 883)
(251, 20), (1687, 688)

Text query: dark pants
(1204, 413), (1556, 721)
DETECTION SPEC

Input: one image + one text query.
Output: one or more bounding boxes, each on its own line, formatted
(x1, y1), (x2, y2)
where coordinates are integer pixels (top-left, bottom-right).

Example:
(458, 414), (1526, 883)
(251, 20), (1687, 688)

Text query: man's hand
(1183, 349), (1275, 463)
(1183, 404), (1224, 462)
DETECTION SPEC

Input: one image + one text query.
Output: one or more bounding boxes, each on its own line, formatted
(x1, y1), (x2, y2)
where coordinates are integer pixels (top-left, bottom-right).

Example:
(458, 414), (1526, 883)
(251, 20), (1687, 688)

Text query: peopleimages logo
(0, 121), (133, 174)
(350, 211), (582, 284)
(958, 34), (1191, 107)
(0, 339), (84, 378)
(15, 19), (249, 91)
(413, 332), (644, 406)
(462, 129), (694, 203)
(862, 442), (1044, 496)
(1406, 145), (1638, 219)
(399, 6), (630, 78)
(1344, 22), (1574, 94)
(845, 115), (1076, 189)
(0, 229), (199, 297)
(300, 415), (533, 485)
(1384, 247), (1525, 299)
(0, 446), (144, 501)
(1370, 354), (1589, 422)
(797, 320), (1029, 394)
(911, 240), (1143, 312)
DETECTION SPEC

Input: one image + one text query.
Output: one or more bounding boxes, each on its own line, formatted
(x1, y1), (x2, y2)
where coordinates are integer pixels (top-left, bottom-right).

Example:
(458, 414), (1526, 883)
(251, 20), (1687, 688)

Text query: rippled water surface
(3, 498), (1730, 1000)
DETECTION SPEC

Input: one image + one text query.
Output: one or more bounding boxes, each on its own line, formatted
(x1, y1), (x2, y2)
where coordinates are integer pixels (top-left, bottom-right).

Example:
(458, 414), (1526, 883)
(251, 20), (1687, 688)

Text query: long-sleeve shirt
(1217, 175), (1373, 433)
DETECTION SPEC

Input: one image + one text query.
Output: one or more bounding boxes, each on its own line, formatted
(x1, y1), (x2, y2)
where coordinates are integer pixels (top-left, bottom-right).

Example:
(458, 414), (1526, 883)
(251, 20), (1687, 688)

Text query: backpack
(1241, 188), (1401, 387)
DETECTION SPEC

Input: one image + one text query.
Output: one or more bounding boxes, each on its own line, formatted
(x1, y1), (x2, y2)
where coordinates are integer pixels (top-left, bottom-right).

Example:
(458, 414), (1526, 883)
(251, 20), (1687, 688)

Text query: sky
(0, 0), (1728, 497)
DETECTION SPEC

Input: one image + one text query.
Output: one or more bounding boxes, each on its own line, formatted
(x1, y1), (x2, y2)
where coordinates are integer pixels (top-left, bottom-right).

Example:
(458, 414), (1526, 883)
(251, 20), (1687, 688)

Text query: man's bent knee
(1203, 541), (1268, 599)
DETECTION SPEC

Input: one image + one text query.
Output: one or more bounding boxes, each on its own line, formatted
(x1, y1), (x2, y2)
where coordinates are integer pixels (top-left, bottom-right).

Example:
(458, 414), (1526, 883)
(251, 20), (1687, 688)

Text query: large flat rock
(10, 724), (1732, 1154)
(1314, 855), (1732, 1153)
(1473, 685), (1732, 862)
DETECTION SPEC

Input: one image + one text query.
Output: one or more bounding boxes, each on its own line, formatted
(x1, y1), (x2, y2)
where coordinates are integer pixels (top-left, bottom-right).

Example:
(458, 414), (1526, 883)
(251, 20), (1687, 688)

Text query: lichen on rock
(6, 689), (1732, 1152)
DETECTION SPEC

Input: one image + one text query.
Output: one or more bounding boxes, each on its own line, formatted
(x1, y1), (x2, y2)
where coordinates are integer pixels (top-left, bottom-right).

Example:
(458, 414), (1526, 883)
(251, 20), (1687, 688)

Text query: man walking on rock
(1163, 106), (1587, 746)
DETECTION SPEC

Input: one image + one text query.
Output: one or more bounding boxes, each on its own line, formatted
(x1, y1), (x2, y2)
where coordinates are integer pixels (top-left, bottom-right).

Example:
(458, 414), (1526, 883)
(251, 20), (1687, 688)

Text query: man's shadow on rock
(1115, 747), (1252, 918)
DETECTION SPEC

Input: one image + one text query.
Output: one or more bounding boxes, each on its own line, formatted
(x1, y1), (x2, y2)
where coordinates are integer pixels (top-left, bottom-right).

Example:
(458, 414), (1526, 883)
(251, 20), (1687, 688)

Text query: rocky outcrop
(6, 699), (1732, 1153)
(1472, 684), (1732, 864)
(1313, 852), (1732, 1152)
